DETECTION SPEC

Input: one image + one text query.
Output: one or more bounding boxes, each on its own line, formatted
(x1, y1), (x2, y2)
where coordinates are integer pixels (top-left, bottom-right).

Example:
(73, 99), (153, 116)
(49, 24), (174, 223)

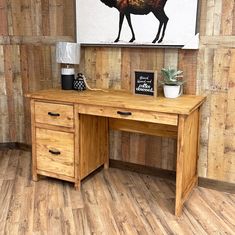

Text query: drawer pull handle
(117, 111), (132, 116)
(49, 149), (61, 155)
(48, 112), (60, 117)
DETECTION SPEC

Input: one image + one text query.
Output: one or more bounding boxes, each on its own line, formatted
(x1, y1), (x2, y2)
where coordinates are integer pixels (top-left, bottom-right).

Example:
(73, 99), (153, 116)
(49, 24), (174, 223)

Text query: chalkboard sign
(133, 70), (157, 97)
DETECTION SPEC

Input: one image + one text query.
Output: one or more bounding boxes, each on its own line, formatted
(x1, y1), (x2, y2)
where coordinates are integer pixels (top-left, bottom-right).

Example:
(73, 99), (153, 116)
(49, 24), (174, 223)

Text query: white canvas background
(76, 0), (198, 46)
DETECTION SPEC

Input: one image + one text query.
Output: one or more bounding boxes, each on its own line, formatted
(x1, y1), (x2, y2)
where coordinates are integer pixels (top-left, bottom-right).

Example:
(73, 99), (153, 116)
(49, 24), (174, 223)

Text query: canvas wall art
(76, 0), (199, 48)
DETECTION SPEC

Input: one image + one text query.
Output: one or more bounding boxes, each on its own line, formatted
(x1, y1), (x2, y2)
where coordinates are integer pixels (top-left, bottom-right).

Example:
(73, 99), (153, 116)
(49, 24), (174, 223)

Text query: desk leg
(31, 100), (38, 182)
(104, 160), (109, 169)
(74, 180), (81, 191)
(175, 109), (200, 216)
(74, 105), (80, 190)
(104, 119), (109, 170)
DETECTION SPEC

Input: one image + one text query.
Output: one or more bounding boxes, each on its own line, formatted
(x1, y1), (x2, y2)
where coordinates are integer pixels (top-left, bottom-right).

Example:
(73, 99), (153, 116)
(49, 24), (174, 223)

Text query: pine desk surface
(26, 89), (206, 116)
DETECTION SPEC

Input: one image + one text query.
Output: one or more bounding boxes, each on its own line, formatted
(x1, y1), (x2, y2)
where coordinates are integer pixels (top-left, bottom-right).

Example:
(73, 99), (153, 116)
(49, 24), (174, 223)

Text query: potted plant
(159, 67), (185, 98)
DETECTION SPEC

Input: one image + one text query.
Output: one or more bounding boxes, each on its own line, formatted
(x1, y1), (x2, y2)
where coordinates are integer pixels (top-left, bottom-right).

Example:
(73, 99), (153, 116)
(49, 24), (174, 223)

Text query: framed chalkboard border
(132, 70), (158, 98)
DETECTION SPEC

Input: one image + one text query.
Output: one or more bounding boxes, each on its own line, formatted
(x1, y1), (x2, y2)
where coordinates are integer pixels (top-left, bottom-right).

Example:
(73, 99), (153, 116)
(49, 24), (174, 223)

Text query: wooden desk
(27, 89), (206, 216)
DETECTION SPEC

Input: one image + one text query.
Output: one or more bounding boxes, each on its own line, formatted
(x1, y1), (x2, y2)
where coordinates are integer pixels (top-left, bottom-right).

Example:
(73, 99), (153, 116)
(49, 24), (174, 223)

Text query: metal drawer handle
(49, 149), (61, 155)
(117, 111), (132, 116)
(48, 112), (60, 117)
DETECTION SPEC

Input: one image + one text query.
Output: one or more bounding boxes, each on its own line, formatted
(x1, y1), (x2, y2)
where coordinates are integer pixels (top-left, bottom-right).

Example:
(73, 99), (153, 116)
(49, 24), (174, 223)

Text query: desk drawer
(78, 104), (178, 126)
(35, 101), (74, 128)
(36, 128), (74, 177)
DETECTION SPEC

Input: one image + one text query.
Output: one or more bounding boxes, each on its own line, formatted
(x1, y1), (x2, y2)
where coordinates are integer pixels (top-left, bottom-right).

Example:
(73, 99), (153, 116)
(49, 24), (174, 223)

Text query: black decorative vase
(73, 73), (86, 91)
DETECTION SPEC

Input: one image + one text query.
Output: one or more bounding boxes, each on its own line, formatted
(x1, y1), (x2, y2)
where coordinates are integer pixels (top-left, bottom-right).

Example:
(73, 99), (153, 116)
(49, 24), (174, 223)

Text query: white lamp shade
(56, 42), (80, 64)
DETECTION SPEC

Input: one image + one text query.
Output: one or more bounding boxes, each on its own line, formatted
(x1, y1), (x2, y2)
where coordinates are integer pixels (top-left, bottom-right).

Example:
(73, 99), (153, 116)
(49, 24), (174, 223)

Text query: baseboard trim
(0, 142), (17, 149)
(198, 177), (235, 194)
(0, 142), (31, 151)
(1, 143), (234, 193)
(110, 159), (176, 181)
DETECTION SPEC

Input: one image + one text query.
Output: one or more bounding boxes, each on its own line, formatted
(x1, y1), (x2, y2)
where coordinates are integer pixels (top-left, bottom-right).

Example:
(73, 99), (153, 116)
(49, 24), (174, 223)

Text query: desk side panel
(79, 114), (108, 179)
(175, 109), (199, 216)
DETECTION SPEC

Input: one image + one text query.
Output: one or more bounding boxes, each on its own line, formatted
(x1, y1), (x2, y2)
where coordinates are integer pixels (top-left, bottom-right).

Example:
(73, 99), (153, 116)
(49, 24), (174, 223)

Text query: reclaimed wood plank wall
(0, 0), (234, 183)
(197, 0), (235, 183)
(0, 0), (75, 144)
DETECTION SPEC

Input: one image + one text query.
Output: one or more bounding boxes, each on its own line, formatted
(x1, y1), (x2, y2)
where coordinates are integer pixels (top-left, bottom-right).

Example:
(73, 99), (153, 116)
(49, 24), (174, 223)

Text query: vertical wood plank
(212, 49), (231, 91)
(220, 0), (234, 35)
(4, 45), (16, 141)
(20, 45), (31, 144)
(164, 49), (178, 68)
(232, 3), (235, 35)
(178, 50), (198, 95)
(12, 45), (23, 142)
(33, 0), (43, 36)
(0, 45), (9, 142)
(20, 0), (33, 35)
(207, 92), (227, 180)
(63, 0), (75, 37)
(49, 0), (64, 36)
(121, 48), (131, 90)
(41, 0), (50, 36)
(205, 0), (222, 36)
(223, 49), (235, 182)
(84, 47), (97, 88)
(198, 0), (208, 36)
(0, 0), (8, 35)
(6, 0), (13, 35)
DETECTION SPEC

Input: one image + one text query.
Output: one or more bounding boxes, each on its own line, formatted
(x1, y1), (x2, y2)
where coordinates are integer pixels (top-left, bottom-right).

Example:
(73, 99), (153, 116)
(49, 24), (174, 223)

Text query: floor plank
(0, 149), (234, 235)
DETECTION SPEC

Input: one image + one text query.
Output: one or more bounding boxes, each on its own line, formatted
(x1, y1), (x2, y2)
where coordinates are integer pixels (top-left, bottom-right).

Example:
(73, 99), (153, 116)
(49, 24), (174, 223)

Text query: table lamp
(56, 42), (80, 90)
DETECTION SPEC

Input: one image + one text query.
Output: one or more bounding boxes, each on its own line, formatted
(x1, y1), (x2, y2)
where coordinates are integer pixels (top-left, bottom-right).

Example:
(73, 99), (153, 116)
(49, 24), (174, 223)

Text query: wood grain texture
(74, 104), (80, 189)
(0, 0), (8, 35)
(0, 149), (235, 234)
(0, 0), (75, 144)
(109, 118), (178, 138)
(26, 89), (205, 116)
(78, 104), (178, 126)
(79, 114), (108, 179)
(36, 128), (75, 177)
(0, 0), (235, 184)
(175, 110), (200, 216)
(35, 101), (74, 128)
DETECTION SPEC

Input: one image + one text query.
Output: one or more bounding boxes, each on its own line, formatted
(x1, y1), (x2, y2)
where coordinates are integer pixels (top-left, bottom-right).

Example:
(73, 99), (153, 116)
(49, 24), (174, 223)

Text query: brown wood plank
(63, 0), (76, 37)
(49, 0), (64, 36)
(20, 45), (31, 144)
(221, 0), (234, 35)
(4, 45), (16, 141)
(41, 0), (50, 36)
(178, 50), (198, 95)
(0, 0), (8, 35)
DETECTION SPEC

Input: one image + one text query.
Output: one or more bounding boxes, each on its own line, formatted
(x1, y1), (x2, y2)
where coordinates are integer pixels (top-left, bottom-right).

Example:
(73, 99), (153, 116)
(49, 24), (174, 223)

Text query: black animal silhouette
(100, 0), (169, 43)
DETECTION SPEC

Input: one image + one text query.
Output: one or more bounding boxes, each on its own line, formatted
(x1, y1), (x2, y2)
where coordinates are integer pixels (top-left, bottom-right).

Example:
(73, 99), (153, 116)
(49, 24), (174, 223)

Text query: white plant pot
(163, 85), (182, 98)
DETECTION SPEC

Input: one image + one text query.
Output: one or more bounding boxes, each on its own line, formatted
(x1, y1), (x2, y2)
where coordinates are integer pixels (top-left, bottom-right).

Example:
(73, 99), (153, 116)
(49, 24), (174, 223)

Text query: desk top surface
(26, 89), (206, 115)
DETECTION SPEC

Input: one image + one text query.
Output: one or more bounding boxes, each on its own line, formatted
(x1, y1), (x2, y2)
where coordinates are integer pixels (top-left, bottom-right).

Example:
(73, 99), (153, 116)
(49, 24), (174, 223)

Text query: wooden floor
(0, 149), (234, 235)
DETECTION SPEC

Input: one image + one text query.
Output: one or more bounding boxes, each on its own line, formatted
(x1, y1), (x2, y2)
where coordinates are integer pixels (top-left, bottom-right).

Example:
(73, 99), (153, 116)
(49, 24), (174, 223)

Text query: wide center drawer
(34, 101), (74, 128)
(36, 128), (74, 177)
(78, 104), (178, 126)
